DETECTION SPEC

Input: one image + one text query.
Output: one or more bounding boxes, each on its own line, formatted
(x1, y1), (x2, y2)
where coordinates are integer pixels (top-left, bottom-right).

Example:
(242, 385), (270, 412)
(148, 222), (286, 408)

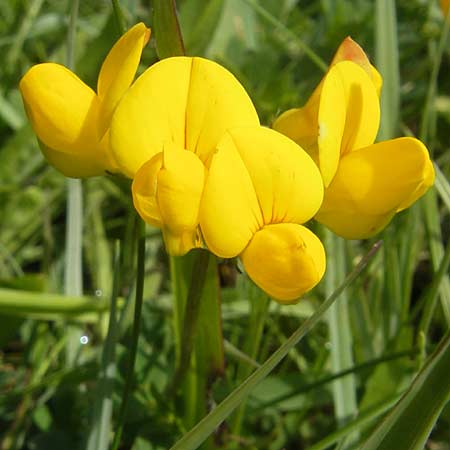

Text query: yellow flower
(121, 56), (260, 254)
(19, 23), (150, 177)
(273, 40), (434, 239)
(121, 56), (325, 301)
(199, 126), (326, 303)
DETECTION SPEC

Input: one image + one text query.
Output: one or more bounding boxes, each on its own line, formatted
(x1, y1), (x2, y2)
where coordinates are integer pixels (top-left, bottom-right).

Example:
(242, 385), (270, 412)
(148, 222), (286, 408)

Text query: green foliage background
(0, 1), (449, 449)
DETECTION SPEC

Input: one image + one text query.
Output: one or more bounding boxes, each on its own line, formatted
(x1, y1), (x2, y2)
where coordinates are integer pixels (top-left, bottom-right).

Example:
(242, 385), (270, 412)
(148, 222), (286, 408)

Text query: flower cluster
(19, 25), (434, 303)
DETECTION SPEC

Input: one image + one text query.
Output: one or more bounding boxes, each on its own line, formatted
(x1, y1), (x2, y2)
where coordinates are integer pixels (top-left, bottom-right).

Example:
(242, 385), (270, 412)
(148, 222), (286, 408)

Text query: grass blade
(86, 242), (120, 450)
(170, 242), (382, 450)
(325, 233), (358, 446)
(308, 396), (402, 450)
(375, 0), (400, 140)
(434, 163), (450, 213)
(360, 331), (450, 450)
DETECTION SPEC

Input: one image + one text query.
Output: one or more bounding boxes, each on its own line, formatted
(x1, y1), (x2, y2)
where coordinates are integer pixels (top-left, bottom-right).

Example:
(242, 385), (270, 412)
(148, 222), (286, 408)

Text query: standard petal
(157, 143), (206, 255)
(185, 57), (260, 164)
(317, 68), (346, 186)
(19, 63), (115, 176)
(97, 23), (151, 139)
(132, 152), (164, 228)
(316, 137), (434, 239)
(111, 57), (192, 178)
(226, 127), (323, 225)
(241, 223), (326, 303)
(199, 132), (263, 258)
(323, 61), (380, 155)
(110, 56), (259, 178)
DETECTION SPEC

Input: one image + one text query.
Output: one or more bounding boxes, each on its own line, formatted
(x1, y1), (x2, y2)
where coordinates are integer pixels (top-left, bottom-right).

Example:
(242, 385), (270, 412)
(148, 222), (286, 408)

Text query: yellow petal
(370, 64), (383, 97)
(316, 68), (346, 186)
(97, 23), (151, 139)
(271, 101), (320, 161)
(110, 56), (259, 178)
(19, 63), (114, 176)
(225, 127), (323, 224)
(325, 61), (380, 155)
(132, 152), (164, 228)
(316, 137), (435, 239)
(39, 137), (110, 178)
(157, 143), (205, 255)
(111, 57), (191, 177)
(185, 57), (260, 164)
(199, 131), (263, 258)
(241, 223), (326, 303)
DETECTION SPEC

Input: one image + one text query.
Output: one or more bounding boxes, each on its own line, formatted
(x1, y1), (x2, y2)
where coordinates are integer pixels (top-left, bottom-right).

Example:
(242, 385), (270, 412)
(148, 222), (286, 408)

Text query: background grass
(0, 0), (449, 449)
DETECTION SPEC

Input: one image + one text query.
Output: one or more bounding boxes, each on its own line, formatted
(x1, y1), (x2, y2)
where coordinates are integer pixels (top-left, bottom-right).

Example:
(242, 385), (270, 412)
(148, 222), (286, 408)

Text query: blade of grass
(231, 282), (270, 436)
(375, 0), (410, 344)
(418, 236), (450, 340)
(255, 349), (417, 411)
(86, 242), (120, 450)
(375, 0), (400, 140)
(434, 163), (450, 213)
(422, 188), (450, 325)
(6, 0), (45, 69)
(65, 0), (84, 367)
(242, 0), (327, 72)
(360, 330), (450, 450)
(111, 219), (146, 450)
(308, 395), (402, 450)
(0, 288), (110, 316)
(170, 242), (382, 450)
(419, 3), (450, 328)
(325, 232), (358, 447)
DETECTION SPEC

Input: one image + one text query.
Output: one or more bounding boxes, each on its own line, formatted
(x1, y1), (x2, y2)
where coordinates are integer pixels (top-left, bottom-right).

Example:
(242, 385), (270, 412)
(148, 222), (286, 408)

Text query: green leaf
(360, 331), (450, 450)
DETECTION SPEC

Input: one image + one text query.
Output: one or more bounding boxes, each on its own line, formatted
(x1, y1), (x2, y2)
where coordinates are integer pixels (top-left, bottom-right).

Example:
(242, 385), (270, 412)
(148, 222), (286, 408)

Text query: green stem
(167, 249), (210, 395)
(111, 219), (146, 450)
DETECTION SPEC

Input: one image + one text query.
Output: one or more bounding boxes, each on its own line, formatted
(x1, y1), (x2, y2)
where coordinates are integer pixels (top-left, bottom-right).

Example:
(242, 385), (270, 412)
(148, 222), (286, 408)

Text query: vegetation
(0, 1), (449, 449)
